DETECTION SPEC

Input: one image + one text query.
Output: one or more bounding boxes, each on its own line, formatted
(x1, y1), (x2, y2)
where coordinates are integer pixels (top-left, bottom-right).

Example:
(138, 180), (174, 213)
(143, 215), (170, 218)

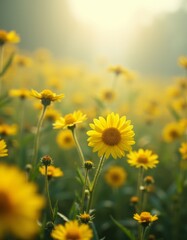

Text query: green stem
(71, 126), (85, 166)
(87, 155), (105, 212)
(45, 166), (54, 221)
(137, 167), (144, 212)
(0, 45), (4, 96)
(32, 105), (47, 167)
(81, 169), (89, 212)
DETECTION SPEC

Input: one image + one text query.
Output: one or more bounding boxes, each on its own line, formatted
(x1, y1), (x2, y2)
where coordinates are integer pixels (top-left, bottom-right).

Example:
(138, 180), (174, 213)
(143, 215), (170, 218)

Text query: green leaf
(57, 212), (69, 222)
(110, 216), (136, 240)
(0, 52), (14, 77)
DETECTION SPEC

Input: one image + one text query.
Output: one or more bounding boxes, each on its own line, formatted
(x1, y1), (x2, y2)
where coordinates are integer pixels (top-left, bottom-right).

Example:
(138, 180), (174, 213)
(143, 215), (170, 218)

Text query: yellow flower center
(111, 173), (121, 182)
(102, 127), (121, 146)
(65, 114), (76, 125)
(169, 130), (179, 139)
(140, 212), (151, 222)
(0, 191), (13, 216)
(137, 155), (148, 164)
(41, 89), (54, 99)
(66, 229), (81, 240)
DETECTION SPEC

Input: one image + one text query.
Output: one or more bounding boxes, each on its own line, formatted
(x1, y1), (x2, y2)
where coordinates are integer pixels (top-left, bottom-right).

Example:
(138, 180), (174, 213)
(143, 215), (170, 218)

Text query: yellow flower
(108, 65), (126, 76)
(105, 165), (127, 188)
(179, 142), (187, 160)
(133, 211), (158, 225)
(39, 165), (63, 178)
(56, 129), (75, 149)
(0, 139), (8, 157)
(53, 111), (87, 129)
(45, 107), (61, 121)
(30, 89), (64, 106)
(162, 122), (183, 142)
(0, 29), (20, 45)
(87, 112), (135, 159)
(100, 88), (116, 103)
(51, 220), (93, 240)
(178, 56), (187, 69)
(127, 149), (159, 169)
(0, 163), (44, 239)
(9, 88), (31, 100)
(0, 123), (17, 136)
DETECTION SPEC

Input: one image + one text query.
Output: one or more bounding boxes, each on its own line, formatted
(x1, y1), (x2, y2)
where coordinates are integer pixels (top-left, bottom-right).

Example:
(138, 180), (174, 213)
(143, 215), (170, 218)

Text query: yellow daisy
(0, 139), (8, 157)
(87, 112), (135, 159)
(39, 165), (63, 178)
(45, 107), (61, 122)
(51, 220), (93, 240)
(133, 211), (158, 225)
(30, 89), (64, 106)
(0, 123), (17, 136)
(105, 165), (127, 188)
(53, 110), (87, 129)
(56, 129), (75, 149)
(0, 163), (44, 239)
(162, 122), (183, 142)
(9, 88), (31, 100)
(127, 149), (159, 169)
(0, 29), (20, 45)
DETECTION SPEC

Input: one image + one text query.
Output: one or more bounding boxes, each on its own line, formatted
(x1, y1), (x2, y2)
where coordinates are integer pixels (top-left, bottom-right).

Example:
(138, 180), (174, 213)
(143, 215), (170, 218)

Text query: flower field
(0, 29), (187, 240)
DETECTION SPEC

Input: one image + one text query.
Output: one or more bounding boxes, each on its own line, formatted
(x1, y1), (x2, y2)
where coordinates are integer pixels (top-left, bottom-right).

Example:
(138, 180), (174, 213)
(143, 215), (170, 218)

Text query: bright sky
(68, 0), (182, 32)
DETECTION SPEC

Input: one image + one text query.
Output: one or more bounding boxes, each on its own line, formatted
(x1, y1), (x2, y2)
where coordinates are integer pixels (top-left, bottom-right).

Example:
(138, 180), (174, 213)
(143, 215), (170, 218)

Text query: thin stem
(87, 155), (105, 212)
(71, 126), (85, 166)
(45, 166), (54, 221)
(80, 169), (89, 212)
(32, 105), (47, 167)
(0, 45), (4, 95)
(137, 167), (144, 212)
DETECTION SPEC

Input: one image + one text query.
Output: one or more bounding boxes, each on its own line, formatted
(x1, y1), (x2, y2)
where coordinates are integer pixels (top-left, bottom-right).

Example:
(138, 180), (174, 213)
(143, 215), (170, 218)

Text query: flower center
(111, 173), (121, 182)
(0, 191), (13, 216)
(102, 127), (121, 146)
(137, 155), (148, 164)
(41, 89), (54, 99)
(140, 212), (151, 222)
(170, 130), (179, 139)
(66, 229), (81, 240)
(65, 114), (76, 125)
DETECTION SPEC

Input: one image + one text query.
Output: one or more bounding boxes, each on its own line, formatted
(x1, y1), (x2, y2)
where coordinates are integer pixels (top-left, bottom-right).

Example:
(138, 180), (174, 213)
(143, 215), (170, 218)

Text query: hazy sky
(0, 0), (187, 77)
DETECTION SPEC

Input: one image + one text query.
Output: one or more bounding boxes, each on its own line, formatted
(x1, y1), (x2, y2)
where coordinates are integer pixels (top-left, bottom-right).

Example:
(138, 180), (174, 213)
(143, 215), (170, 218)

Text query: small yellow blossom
(127, 149), (159, 169)
(30, 89), (64, 106)
(178, 56), (187, 69)
(39, 165), (63, 178)
(53, 111), (87, 129)
(0, 123), (17, 136)
(179, 142), (187, 160)
(105, 165), (127, 188)
(133, 211), (158, 225)
(9, 88), (30, 100)
(0, 29), (20, 45)
(56, 129), (75, 149)
(162, 122), (184, 142)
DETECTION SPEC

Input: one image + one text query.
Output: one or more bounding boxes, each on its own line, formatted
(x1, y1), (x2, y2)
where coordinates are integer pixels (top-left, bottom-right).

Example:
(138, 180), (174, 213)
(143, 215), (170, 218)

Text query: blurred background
(0, 0), (187, 78)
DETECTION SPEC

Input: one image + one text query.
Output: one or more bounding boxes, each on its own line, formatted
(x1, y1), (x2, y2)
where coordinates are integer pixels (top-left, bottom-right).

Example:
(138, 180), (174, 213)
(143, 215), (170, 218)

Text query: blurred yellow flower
(45, 107), (61, 122)
(39, 165), (63, 178)
(9, 88), (31, 100)
(87, 112), (135, 159)
(178, 56), (187, 69)
(13, 54), (32, 67)
(56, 129), (75, 149)
(51, 220), (93, 240)
(179, 142), (187, 160)
(0, 163), (44, 239)
(0, 139), (8, 157)
(133, 211), (158, 225)
(0, 29), (20, 45)
(105, 165), (127, 188)
(108, 64), (126, 76)
(100, 88), (116, 102)
(0, 123), (17, 136)
(127, 149), (159, 169)
(30, 89), (64, 106)
(162, 122), (183, 142)
(53, 111), (87, 129)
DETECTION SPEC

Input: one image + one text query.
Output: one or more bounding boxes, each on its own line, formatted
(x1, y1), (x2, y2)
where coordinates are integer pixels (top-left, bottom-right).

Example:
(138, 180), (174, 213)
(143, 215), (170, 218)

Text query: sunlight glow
(68, 0), (181, 31)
